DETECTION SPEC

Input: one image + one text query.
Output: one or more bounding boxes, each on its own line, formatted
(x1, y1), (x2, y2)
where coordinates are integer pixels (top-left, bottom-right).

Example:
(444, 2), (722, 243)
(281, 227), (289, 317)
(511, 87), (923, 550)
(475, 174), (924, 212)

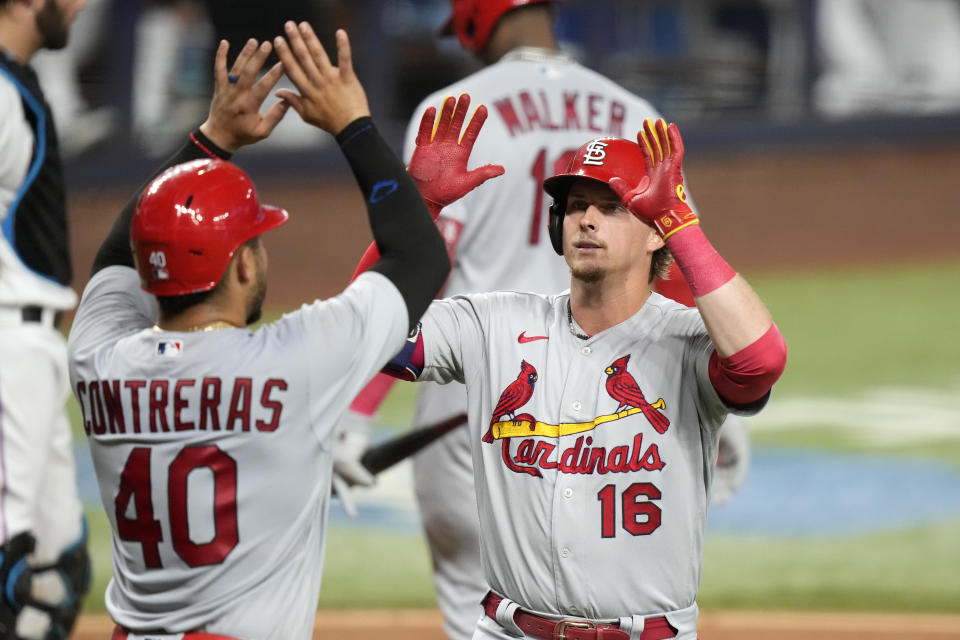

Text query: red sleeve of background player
(708, 323), (787, 407)
(435, 217), (463, 281)
(350, 244), (382, 282)
(350, 213), (461, 285)
(653, 262), (695, 307)
(347, 216), (463, 416)
(349, 373), (397, 416)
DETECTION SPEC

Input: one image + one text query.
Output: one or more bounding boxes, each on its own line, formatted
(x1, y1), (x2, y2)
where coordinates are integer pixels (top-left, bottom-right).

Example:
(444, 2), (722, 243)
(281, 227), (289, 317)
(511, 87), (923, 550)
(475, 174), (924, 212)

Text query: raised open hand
(200, 38), (289, 153)
(409, 94), (505, 216)
(609, 118), (698, 240)
(273, 24), (370, 135)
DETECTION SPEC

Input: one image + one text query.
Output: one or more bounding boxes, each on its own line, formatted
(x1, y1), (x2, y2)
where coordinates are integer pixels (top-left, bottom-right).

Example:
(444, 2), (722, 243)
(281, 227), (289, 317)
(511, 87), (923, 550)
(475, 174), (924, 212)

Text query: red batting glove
(409, 93), (505, 218)
(350, 94), (502, 283)
(609, 118), (699, 240)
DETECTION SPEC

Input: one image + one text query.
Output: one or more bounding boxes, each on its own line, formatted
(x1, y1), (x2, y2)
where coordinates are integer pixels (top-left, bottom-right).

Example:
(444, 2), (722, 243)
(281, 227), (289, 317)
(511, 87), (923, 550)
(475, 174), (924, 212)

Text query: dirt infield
(73, 610), (960, 639)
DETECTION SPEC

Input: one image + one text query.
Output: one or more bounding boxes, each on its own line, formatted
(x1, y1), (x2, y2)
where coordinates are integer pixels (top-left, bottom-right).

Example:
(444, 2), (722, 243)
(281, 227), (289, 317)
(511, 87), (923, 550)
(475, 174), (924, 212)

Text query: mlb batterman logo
(582, 140), (609, 166)
(157, 340), (183, 357)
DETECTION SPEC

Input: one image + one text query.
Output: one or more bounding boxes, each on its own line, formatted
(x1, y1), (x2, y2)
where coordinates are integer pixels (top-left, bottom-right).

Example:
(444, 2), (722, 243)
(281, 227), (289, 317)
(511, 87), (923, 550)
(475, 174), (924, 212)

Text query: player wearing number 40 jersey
(357, 118), (787, 640)
(66, 25), (500, 640)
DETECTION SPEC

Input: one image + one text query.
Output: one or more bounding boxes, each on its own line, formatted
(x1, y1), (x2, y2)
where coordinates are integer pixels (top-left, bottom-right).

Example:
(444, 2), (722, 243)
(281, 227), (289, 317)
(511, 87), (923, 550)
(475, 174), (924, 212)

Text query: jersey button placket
(557, 484), (576, 565)
(581, 346), (591, 356)
(572, 401), (582, 412)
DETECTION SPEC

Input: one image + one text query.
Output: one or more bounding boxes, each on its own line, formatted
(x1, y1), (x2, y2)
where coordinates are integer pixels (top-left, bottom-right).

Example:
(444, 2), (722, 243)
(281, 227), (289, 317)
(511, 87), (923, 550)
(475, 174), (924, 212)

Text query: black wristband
(335, 116), (374, 149)
(190, 128), (233, 160)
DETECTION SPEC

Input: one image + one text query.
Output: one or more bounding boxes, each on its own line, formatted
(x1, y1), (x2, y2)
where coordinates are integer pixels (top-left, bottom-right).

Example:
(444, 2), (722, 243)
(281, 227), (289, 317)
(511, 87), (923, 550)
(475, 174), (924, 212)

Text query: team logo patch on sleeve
(156, 340), (184, 357)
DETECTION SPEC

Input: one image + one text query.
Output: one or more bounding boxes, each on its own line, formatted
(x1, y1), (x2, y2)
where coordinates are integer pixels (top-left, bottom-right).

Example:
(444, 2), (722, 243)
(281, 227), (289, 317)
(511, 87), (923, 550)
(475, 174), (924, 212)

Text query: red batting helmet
(542, 137), (647, 255)
(440, 0), (555, 53)
(131, 159), (289, 296)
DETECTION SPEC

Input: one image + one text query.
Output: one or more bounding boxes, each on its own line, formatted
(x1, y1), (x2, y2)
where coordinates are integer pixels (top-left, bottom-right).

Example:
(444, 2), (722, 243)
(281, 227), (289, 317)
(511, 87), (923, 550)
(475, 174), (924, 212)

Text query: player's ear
(646, 227), (665, 252)
(234, 244), (256, 285)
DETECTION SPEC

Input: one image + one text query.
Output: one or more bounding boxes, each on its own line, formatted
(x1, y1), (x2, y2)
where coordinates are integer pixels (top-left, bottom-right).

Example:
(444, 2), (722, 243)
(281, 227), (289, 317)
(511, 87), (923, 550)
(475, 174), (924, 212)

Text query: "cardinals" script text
(498, 433), (665, 478)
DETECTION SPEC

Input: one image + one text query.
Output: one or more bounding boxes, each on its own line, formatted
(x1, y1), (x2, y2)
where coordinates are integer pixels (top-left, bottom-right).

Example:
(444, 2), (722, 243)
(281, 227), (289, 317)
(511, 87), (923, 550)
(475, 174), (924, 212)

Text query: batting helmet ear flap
(548, 199), (564, 255)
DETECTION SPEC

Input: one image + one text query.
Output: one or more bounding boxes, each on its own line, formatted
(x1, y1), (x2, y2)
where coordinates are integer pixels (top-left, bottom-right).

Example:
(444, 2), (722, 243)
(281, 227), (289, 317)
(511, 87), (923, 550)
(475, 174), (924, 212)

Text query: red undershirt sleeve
(708, 323), (787, 407)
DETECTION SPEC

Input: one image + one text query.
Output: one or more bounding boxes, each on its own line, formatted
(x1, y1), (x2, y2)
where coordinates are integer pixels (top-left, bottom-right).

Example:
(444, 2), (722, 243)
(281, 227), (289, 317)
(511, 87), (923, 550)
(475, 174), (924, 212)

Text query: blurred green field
(76, 259), (960, 614)
(753, 260), (960, 395)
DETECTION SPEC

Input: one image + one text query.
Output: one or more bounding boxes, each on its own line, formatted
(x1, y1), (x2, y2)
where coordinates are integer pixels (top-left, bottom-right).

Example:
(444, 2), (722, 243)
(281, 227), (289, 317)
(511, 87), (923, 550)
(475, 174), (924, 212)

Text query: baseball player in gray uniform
(358, 119), (787, 640)
(342, 2), (750, 637)
(1, 1), (90, 637)
(66, 24), (499, 640)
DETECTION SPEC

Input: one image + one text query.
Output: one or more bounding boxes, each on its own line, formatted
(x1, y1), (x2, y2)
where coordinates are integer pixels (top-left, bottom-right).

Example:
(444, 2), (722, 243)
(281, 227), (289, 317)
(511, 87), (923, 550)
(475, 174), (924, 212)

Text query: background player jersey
(0, 56), (76, 310)
(67, 267), (408, 640)
(417, 290), (763, 634)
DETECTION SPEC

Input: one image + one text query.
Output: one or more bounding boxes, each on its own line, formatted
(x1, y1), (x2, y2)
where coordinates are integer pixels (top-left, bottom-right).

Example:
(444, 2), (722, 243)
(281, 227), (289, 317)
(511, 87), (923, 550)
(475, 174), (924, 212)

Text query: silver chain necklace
(567, 300), (590, 340)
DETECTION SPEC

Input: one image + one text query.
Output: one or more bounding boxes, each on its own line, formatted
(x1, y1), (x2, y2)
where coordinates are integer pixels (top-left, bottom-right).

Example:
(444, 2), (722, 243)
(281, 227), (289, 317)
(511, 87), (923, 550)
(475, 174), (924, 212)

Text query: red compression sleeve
(349, 373), (399, 417)
(708, 323), (787, 406)
(665, 225), (736, 298)
(653, 262), (695, 307)
(348, 203), (449, 408)
(350, 244), (381, 282)
(349, 202), (444, 283)
(424, 200), (443, 219)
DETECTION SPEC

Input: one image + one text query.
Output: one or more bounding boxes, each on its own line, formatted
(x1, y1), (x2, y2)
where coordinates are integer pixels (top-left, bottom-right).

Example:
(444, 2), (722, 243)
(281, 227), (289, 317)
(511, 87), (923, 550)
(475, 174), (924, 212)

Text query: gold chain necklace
(152, 321), (236, 332)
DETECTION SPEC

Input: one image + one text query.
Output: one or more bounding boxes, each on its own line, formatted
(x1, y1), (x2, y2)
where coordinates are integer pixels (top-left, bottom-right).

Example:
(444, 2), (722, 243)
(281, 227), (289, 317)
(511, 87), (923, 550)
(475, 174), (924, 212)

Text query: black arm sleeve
(335, 117), (450, 331)
(90, 129), (233, 276)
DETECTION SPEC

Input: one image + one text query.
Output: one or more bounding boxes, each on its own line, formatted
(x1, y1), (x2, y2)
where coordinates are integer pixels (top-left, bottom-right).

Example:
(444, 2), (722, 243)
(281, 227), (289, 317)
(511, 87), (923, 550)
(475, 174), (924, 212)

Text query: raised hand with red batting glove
(409, 94), (505, 218)
(350, 93), (504, 280)
(609, 118), (699, 240)
(337, 93), (504, 513)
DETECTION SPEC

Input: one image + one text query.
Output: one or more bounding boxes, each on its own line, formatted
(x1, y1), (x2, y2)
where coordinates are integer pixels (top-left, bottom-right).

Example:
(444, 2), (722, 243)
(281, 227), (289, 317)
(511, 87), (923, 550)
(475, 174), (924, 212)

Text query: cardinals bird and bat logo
(483, 356), (670, 478)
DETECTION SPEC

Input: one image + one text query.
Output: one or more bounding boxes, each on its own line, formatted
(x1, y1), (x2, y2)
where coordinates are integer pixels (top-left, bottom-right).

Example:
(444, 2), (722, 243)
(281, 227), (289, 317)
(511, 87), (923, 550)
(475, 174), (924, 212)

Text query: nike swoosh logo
(518, 331), (549, 343)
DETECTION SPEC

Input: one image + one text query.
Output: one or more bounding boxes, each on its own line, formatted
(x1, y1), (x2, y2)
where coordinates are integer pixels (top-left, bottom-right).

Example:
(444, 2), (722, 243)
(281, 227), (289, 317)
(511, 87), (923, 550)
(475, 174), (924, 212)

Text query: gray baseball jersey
(401, 48), (666, 639)
(416, 290), (764, 638)
(67, 266), (408, 639)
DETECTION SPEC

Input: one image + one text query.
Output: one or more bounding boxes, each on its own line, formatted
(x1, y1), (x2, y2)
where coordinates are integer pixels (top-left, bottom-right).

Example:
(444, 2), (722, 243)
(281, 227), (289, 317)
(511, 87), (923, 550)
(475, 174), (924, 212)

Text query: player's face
(563, 179), (662, 283)
(36, 0), (86, 51)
